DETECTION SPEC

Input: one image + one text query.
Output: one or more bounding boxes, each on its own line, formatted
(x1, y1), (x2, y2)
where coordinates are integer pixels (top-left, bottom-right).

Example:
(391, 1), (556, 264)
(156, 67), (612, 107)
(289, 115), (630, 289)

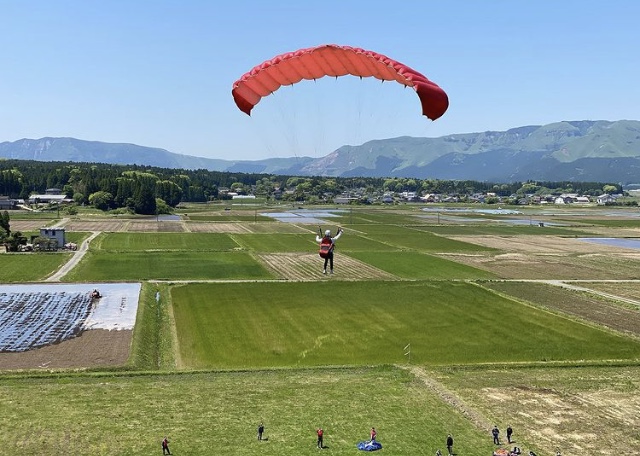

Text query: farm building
(0, 196), (17, 210)
(28, 188), (73, 205)
(39, 227), (66, 248)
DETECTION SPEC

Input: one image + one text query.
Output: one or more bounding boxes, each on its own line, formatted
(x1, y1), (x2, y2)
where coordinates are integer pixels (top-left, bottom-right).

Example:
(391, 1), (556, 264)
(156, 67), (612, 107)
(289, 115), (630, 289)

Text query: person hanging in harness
(316, 227), (344, 275)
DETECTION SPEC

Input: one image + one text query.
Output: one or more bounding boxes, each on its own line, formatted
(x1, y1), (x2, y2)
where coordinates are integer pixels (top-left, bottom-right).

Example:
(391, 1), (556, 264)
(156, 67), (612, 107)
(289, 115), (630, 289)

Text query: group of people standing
(491, 426), (513, 445)
(255, 423), (375, 450)
(436, 426), (513, 456)
(492, 424), (514, 445)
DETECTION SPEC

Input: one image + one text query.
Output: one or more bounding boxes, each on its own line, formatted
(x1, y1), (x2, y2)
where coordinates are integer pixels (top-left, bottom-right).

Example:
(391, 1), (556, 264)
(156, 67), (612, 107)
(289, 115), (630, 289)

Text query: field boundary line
(399, 365), (493, 432)
(492, 279), (640, 309)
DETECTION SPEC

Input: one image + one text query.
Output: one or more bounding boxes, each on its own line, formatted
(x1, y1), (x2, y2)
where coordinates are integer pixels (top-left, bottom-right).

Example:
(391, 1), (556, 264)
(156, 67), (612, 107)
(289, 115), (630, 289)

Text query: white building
(39, 227), (66, 247)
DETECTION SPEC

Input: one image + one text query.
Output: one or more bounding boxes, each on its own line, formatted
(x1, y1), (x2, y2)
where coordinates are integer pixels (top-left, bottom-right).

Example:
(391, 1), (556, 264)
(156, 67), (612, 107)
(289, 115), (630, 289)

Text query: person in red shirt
(370, 427), (377, 442)
(317, 428), (324, 448)
(161, 436), (171, 455)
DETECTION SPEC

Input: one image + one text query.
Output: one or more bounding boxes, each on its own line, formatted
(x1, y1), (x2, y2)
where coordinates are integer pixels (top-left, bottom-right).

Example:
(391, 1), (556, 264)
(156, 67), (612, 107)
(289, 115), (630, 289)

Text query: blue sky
(1, 0), (638, 160)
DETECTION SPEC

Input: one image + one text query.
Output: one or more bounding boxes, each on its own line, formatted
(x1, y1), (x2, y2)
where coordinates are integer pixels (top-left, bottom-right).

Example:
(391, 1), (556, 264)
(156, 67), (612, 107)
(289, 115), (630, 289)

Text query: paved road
(45, 231), (100, 282)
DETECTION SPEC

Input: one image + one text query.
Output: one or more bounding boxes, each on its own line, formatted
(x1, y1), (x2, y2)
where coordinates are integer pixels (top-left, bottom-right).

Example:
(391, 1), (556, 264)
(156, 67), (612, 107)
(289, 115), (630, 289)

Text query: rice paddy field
(1, 203), (639, 455)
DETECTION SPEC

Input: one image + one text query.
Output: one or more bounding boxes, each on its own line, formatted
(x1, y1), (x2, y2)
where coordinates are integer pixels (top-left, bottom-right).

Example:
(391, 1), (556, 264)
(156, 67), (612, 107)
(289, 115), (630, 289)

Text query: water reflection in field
(579, 238), (640, 250)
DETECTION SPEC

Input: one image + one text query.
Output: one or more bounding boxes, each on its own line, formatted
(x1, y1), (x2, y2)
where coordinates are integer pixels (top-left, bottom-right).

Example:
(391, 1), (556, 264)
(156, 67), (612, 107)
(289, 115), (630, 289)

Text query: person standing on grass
(316, 227), (343, 274)
(162, 436), (171, 455)
(258, 422), (265, 441)
(506, 425), (513, 444)
(446, 434), (454, 455)
(370, 427), (377, 442)
(492, 425), (500, 445)
(317, 427), (324, 448)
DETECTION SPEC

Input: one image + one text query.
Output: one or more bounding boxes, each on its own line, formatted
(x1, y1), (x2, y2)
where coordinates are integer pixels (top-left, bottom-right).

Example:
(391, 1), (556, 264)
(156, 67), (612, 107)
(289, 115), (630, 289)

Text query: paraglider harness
(319, 236), (334, 258)
(318, 227), (341, 258)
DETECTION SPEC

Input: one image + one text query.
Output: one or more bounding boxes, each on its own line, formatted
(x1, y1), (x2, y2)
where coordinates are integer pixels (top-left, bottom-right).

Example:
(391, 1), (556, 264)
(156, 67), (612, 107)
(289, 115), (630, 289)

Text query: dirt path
(45, 231), (100, 282)
(400, 365), (493, 432)
(504, 279), (640, 309)
(545, 280), (640, 308)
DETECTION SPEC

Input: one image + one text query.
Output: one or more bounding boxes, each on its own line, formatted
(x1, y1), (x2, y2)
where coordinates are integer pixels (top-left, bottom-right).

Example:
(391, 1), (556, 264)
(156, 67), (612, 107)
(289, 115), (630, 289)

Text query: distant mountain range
(1, 120), (639, 184)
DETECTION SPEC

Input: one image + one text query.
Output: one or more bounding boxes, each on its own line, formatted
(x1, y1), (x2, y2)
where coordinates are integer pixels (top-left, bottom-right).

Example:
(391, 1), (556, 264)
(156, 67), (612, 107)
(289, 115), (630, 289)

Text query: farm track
(402, 365), (493, 432)
(45, 231), (99, 282)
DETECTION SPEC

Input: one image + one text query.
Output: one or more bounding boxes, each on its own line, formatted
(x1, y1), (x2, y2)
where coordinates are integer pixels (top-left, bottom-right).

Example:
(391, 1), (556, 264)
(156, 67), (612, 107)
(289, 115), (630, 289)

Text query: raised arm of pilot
(315, 235), (323, 243)
(333, 229), (343, 241)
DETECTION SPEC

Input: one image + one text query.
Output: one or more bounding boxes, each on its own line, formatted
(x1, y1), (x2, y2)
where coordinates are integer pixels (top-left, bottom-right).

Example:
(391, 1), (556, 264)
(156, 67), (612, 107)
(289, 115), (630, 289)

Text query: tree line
(0, 159), (624, 215)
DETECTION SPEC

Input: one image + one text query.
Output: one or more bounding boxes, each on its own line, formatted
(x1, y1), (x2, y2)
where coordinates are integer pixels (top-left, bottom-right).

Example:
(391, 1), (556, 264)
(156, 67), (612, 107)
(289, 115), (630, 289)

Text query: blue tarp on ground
(357, 440), (382, 451)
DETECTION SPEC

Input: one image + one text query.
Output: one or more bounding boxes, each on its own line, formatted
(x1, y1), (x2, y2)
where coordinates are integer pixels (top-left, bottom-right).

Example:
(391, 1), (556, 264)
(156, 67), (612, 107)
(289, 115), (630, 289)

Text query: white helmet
(325, 230), (331, 236)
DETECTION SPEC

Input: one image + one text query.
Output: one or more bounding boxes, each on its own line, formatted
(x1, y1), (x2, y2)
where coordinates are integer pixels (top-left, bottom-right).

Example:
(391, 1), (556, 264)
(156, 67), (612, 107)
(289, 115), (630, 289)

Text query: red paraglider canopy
(232, 44), (449, 121)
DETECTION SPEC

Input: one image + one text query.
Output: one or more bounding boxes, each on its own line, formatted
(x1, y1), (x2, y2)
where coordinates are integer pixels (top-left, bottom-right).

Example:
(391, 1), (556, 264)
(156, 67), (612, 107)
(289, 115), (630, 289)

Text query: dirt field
(0, 329), (132, 370)
(257, 252), (398, 281)
(577, 282), (640, 302)
(439, 235), (640, 279)
(185, 221), (254, 233)
(8, 220), (50, 231)
(426, 365), (640, 456)
(483, 281), (640, 337)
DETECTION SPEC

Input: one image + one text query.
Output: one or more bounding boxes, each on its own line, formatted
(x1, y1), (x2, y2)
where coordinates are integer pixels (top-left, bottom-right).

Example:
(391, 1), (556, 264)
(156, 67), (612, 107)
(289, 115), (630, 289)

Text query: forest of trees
(0, 159), (625, 215)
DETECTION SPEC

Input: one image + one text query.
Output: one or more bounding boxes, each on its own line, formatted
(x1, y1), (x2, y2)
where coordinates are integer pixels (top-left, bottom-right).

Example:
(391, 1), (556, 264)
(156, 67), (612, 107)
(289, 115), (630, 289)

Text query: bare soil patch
(450, 235), (627, 254)
(578, 282), (640, 302)
(439, 236), (640, 279)
(483, 281), (640, 337)
(8, 220), (47, 231)
(185, 222), (253, 233)
(430, 365), (640, 456)
(257, 252), (398, 281)
(64, 220), (130, 232)
(0, 329), (132, 370)
(127, 221), (186, 232)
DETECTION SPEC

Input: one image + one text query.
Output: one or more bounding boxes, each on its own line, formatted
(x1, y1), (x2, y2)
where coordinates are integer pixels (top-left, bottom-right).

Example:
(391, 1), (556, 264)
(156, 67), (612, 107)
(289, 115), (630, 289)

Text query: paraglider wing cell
(232, 44), (449, 120)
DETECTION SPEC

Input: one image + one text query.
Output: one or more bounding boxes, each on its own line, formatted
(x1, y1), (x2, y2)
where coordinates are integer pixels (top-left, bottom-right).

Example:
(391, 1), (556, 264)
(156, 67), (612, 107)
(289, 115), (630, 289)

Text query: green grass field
(233, 233), (318, 252)
(0, 367), (501, 456)
(346, 251), (497, 279)
(170, 281), (640, 369)
(0, 253), (72, 282)
(349, 224), (496, 252)
(94, 232), (241, 251)
(63, 251), (274, 281)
